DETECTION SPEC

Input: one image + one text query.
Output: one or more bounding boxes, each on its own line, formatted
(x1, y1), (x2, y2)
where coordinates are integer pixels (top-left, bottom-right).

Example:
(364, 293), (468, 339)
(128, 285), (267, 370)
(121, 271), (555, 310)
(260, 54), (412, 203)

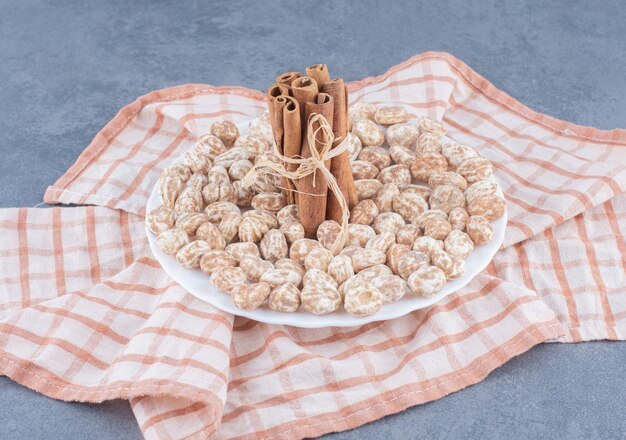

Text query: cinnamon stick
(290, 76), (319, 124)
(281, 96), (302, 204)
(266, 83), (290, 148)
(344, 87), (359, 207)
(272, 96), (289, 198)
(272, 96), (287, 151)
(267, 83), (289, 99)
(296, 93), (334, 238)
(306, 64), (331, 88)
(321, 79), (358, 220)
(276, 71), (301, 86)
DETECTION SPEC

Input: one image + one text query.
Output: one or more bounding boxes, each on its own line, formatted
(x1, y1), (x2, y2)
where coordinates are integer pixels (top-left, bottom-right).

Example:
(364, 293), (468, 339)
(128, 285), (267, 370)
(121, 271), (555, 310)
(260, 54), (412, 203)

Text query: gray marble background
(1, 0), (625, 439)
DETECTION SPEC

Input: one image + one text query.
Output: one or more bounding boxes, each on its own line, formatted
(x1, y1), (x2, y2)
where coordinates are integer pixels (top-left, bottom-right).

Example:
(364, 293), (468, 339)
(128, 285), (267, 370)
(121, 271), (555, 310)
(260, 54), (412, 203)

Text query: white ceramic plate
(146, 131), (507, 328)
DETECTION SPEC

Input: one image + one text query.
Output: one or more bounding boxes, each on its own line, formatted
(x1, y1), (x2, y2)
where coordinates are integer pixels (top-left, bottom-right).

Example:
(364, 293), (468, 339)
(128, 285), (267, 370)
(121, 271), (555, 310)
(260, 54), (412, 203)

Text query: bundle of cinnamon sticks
(266, 64), (357, 238)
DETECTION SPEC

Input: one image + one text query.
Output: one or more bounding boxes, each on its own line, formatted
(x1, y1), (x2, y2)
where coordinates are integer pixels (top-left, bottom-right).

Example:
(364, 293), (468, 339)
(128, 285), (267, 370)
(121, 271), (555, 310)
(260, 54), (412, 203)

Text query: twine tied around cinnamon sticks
(242, 113), (350, 254)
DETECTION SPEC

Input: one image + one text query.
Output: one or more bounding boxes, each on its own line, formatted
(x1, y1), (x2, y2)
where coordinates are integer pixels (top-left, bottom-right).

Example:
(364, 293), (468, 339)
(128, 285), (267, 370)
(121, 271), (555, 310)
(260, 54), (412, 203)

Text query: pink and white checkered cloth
(1, 52), (625, 439)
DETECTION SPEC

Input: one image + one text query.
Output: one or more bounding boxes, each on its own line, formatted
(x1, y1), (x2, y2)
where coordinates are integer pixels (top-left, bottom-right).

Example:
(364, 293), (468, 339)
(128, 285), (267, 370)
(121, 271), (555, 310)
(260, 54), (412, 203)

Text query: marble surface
(1, 0), (625, 438)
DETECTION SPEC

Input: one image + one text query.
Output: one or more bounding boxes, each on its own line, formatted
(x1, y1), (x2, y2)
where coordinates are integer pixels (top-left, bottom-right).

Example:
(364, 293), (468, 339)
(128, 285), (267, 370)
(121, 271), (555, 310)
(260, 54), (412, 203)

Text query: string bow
(242, 113), (349, 254)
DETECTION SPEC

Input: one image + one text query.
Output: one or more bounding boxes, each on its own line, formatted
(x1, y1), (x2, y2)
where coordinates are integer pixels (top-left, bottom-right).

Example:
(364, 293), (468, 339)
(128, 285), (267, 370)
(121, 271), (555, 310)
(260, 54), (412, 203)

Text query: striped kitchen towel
(1, 52), (624, 439)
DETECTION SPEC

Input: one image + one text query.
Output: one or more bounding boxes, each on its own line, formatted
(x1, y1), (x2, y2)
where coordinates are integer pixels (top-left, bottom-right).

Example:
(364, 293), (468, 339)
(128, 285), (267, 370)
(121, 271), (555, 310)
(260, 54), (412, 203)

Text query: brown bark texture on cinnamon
(266, 83), (290, 149)
(296, 93), (334, 238)
(281, 96), (302, 204)
(276, 71), (302, 86)
(272, 95), (290, 198)
(290, 76), (319, 125)
(306, 64), (330, 88)
(321, 78), (358, 221)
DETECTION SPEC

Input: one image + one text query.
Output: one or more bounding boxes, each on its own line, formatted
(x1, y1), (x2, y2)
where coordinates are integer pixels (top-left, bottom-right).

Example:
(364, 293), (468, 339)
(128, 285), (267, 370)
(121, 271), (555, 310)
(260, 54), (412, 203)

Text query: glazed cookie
(344, 282), (384, 317)
(408, 265), (446, 297)
(444, 230), (474, 258)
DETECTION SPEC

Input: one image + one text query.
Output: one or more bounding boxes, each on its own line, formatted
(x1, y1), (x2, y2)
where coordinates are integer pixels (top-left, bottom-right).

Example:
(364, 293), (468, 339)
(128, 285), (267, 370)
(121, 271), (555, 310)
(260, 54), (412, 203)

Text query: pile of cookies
(146, 104), (505, 318)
